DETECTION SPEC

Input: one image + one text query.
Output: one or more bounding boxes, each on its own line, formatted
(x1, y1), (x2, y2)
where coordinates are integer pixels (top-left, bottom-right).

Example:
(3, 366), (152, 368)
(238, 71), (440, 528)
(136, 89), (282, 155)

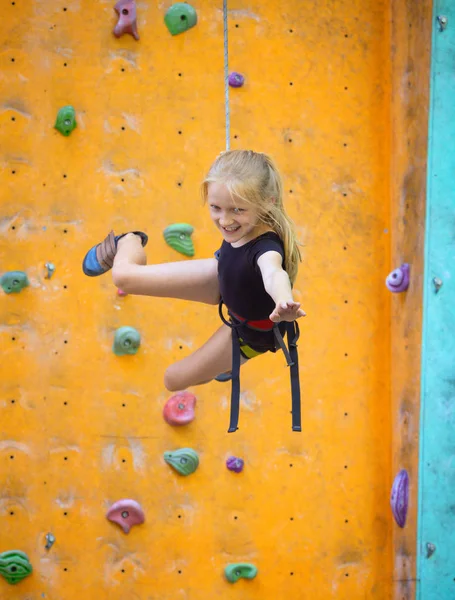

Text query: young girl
(82, 150), (305, 432)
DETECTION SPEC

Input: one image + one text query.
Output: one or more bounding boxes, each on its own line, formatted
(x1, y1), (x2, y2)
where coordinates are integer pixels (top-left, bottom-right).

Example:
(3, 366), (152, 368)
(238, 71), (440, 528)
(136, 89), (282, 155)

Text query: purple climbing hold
(113, 0), (140, 40)
(106, 499), (145, 533)
(228, 72), (245, 88)
(386, 263), (410, 293)
(226, 456), (244, 473)
(390, 469), (409, 528)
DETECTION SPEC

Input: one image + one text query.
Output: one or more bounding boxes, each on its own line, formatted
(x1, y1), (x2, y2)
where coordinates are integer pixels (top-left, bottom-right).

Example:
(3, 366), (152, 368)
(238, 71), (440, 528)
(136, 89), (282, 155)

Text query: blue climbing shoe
(82, 230), (148, 277)
(215, 372), (232, 382)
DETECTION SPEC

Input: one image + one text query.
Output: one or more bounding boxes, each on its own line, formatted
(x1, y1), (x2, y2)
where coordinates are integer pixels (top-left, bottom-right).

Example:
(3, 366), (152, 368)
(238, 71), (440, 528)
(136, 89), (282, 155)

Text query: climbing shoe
(82, 230), (148, 277)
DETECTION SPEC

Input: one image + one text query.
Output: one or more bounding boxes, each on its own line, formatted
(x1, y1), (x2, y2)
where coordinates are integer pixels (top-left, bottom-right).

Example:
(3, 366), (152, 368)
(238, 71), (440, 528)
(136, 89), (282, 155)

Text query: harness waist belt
(229, 311), (275, 331)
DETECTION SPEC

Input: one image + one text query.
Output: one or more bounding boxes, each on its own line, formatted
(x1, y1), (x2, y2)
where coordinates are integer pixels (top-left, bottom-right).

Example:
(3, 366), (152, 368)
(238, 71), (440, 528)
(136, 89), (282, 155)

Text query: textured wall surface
(417, 2), (455, 599)
(389, 1), (431, 599)
(0, 1), (401, 598)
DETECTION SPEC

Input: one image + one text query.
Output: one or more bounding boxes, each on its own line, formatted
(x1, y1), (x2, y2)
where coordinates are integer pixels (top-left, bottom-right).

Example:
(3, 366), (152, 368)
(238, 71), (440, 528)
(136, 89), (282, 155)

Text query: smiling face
(207, 182), (269, 247)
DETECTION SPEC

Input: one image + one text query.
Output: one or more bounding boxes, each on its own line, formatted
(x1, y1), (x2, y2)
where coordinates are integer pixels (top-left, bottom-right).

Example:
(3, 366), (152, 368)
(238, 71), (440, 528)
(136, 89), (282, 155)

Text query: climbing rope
(223, 0), (230, 150)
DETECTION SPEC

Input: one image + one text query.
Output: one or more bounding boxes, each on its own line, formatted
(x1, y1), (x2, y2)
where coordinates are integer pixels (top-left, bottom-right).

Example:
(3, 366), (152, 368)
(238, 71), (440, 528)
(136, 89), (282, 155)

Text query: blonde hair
(201, 150), (301, 284)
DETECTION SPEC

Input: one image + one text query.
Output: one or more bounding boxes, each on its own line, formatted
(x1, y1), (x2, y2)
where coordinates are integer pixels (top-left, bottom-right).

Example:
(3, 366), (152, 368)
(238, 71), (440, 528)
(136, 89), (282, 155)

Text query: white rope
(223, 0), (230, 150)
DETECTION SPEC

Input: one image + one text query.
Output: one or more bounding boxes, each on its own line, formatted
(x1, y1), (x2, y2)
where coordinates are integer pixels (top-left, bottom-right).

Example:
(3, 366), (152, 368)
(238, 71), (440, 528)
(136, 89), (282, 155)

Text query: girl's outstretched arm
(257, 251), (306, 323)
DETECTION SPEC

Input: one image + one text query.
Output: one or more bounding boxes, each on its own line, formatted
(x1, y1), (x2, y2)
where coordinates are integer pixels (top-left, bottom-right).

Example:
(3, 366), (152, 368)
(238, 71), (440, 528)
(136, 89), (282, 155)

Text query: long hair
(201, 150), (301, 284)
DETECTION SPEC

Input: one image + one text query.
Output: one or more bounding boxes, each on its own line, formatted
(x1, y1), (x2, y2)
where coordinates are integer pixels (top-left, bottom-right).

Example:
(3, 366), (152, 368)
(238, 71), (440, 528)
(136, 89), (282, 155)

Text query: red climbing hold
(106, 499), (145, 533)
(163, 391), (196, 426)
(113, 0), (140, 40)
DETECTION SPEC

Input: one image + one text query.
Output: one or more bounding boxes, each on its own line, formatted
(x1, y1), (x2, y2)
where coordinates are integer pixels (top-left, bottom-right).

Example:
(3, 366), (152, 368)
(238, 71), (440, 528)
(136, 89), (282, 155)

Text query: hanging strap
(228, 326), (241, 432)
(218, 300), (301, 433)
(286, 321), (301, 432)
(219, 301), (241, 432)
(273, 324), (294, 366)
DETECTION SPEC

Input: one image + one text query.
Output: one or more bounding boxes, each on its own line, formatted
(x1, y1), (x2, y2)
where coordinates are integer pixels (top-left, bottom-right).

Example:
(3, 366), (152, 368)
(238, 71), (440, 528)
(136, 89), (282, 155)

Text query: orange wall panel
(0, 0), (427, 598)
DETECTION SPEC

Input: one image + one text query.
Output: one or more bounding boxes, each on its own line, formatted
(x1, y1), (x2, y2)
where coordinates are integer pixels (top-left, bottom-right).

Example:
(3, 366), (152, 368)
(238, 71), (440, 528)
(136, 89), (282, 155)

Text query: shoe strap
(96, 230), (117, 270)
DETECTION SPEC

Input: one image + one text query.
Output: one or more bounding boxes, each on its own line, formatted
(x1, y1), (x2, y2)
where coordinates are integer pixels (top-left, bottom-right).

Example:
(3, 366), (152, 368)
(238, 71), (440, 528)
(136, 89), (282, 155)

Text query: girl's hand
(269, 301), (306, 323)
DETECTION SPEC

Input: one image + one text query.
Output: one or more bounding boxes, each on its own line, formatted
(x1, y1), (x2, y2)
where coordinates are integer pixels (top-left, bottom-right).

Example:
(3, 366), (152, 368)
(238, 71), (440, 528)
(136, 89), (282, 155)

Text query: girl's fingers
(271, 303), (306, 323)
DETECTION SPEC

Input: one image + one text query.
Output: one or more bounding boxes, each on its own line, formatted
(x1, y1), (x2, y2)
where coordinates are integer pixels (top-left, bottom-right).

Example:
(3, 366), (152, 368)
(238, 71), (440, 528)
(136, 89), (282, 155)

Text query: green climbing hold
(164, 448), (199, 476)
(164, 3), (197, 35)
(163, 223), (194, 257)
(224, 563), (258, 584)
(0, 271), (29, 294)
(113, 326), (141, 356)
(54, 106), (77, 136)
(0, 550), (33, 585)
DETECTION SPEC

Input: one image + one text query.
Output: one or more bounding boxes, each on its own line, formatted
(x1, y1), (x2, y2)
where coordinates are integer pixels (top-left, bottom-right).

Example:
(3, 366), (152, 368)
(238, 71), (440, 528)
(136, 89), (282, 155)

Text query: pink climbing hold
(163, 391), (196, 426)
(113, 0), (140, 40)
(106, 499), (145, 533)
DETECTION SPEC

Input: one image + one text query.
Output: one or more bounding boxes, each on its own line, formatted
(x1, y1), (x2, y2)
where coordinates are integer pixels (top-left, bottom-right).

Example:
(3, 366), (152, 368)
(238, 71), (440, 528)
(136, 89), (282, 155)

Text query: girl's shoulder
(248, 231), (283, 249)
(247, 231), (284, 267)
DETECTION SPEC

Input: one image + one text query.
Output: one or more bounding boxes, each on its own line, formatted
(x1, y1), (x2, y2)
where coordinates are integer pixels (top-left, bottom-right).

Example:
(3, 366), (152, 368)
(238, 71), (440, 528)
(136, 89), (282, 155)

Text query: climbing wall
(388, 0), (432, 596)
(0, 0), (424, 598)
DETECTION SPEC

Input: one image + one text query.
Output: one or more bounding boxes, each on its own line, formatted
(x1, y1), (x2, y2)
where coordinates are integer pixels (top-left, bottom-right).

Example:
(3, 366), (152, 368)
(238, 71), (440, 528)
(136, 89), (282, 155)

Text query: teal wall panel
(418, 3), (455, 599)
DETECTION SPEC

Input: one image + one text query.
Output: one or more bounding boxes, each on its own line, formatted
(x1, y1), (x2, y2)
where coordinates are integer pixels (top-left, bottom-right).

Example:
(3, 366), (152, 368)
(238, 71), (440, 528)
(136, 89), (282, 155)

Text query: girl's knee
(164, 364), (184, 392)
(111, 265), (128, 290)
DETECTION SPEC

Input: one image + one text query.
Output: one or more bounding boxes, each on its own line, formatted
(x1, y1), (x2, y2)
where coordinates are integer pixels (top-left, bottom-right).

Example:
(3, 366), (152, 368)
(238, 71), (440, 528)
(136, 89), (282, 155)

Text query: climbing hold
(228, 72), (245, 88)
(164, 448), (199, 476)
(45, 263), (55, 279)
(390, 469), (409, 528)
(432, 277), (443, 293)
(0, 550), (33, 585)
(0, 271), (29, 294)
(163, 223), (195, 257)
(44, 533), (55, 551)
(117, 288), (128, 297)
(54, 106), (77, 137)
(113, 326), (141, 356)
(225, 563), (258, 583)
(226, 456), (244, 473)
(385, 263), (410, 293)
(426, 542), (436, 559)
(164, 3), (197, 35)
(163, 391), (196, 426)
(437, 15), (448, 32)
(113, 0), (140, 40)
(106, 499), (145, 533)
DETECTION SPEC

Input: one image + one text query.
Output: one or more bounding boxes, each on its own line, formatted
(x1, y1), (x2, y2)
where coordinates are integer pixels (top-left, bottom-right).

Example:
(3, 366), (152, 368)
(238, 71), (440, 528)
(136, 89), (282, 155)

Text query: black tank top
(216, 231), (285, 321)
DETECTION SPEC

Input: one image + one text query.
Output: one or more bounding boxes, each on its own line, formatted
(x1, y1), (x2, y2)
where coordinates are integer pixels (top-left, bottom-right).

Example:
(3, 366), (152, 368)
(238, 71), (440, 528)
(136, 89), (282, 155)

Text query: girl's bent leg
(112, 233), (220, 305)
(164, 325), (246, 391)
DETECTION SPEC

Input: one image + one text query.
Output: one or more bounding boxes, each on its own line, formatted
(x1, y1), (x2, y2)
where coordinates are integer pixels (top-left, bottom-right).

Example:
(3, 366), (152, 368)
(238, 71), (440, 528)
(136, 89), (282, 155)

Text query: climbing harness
(218, 301), (301, 433)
